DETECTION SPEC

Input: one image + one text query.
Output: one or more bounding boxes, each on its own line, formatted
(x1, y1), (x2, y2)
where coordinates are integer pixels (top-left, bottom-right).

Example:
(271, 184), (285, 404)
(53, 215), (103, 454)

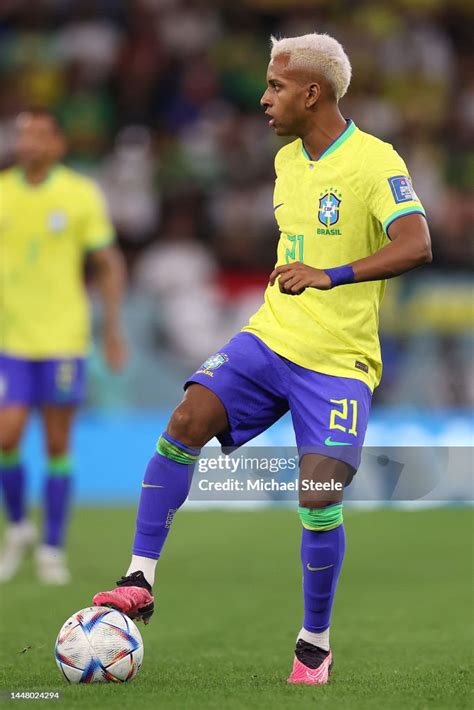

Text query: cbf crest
(201, 353), (228, 371)
(197, 352), (229, 377)
(318, 189), (342, 227)
(48, 210), (68, 233)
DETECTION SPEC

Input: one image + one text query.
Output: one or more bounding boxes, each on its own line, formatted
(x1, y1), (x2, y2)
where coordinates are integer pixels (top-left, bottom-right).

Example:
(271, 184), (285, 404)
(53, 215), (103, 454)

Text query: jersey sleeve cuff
(383, 207), (426, 236)
(85, 234), (115, 252)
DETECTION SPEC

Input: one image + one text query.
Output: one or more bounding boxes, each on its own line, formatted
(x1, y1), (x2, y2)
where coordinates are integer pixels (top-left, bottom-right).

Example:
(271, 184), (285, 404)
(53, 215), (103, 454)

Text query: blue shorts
(0, 354), (86, 407)
(186, 333), (372, 470)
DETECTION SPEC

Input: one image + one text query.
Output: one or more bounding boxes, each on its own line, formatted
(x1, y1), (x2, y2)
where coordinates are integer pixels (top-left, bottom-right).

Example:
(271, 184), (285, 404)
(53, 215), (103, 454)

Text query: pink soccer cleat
(287, 639), (333, 685)
(93, 571), (154, 624)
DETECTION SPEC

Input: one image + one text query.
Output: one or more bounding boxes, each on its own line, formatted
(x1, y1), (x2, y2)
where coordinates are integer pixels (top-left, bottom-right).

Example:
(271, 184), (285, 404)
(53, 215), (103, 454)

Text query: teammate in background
(93, 33), (432, 683)
(0, 109), (126, 584)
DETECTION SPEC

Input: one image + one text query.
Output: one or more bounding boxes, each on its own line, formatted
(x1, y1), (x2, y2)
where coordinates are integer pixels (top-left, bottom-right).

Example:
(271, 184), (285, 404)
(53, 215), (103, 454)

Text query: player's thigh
(289, 368), (372, 474)
(0, 353), (35, 409)
(41, 405), (77, 457)
(182, 333), (289, 449)
(0, 354), (33, 450)
(37, 357), (85, 456)
(0, 406), (31, 451)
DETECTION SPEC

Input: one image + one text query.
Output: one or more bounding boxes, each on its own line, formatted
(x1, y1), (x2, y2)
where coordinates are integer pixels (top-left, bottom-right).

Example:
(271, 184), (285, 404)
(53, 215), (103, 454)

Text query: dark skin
(87, 246), (127, 371)
(0, 114), (127, 459)
(262, 54), (432, 296)
(165, 54), (432, 508)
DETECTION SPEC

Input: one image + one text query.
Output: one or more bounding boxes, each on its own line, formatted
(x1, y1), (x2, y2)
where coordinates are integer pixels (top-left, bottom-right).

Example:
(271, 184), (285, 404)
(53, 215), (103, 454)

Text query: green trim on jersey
(242, 124), (427, 392)
(301, 120), (356, 162)
(301, 143), (311, 161)
(85, 235), (115, 252)
(383, 206), (426, 234)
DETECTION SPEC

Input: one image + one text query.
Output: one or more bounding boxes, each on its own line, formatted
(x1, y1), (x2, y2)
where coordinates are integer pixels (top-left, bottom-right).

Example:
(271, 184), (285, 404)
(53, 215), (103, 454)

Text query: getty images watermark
(197, 454), (342, 493)
(188, 447), (473, 502)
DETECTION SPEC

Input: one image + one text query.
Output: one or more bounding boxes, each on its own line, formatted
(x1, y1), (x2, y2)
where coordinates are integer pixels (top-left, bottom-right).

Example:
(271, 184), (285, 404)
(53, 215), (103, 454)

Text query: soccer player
(93, 33), (431, 683)
(0, 108), (126, 584)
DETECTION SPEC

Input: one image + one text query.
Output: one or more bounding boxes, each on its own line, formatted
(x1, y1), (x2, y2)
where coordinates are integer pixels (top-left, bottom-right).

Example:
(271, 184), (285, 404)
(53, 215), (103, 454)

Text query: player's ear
(306, 82), (321, 109)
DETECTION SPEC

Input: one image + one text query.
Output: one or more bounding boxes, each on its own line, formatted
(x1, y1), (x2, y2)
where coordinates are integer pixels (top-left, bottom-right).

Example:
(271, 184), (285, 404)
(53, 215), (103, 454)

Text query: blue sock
(301, 525), (346, 633)
(0, 451), (25, 523)
(132, 433), (199, 560)
(44, 455), (72, 547)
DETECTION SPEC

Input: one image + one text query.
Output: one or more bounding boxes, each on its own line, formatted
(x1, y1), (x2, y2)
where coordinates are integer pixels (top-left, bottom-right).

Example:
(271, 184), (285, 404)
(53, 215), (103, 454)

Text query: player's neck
(20, 163), (56, 186)
(301, 108), (348, 161)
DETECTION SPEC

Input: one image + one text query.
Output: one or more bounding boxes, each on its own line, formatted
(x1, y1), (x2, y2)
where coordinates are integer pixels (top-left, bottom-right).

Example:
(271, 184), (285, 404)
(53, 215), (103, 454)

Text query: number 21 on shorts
(329, 398), (358, 436)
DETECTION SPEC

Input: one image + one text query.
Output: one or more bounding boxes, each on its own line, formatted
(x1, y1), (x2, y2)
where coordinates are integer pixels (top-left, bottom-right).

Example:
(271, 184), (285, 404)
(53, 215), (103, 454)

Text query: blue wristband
(324, 265), (355, 288)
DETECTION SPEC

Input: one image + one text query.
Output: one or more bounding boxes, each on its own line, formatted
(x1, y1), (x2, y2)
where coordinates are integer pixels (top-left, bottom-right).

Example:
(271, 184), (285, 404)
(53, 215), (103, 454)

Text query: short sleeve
(366, 151), (426, 236)
(80, 181), (115, 252)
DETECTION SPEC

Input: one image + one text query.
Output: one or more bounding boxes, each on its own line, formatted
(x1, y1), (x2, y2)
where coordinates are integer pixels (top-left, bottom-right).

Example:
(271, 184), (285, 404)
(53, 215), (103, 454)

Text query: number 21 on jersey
(285, 234), (304, 263)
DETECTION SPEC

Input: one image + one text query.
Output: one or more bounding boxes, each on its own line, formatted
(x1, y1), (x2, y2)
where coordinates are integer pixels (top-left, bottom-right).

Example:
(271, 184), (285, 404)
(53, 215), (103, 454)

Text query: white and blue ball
(55, 606), (144, 683)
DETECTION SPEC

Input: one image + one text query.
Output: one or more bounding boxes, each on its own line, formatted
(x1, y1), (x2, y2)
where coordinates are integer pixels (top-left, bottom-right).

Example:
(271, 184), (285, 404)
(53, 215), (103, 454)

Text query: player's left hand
(102, 327), (128, 371)
(269, 262), (332, 295)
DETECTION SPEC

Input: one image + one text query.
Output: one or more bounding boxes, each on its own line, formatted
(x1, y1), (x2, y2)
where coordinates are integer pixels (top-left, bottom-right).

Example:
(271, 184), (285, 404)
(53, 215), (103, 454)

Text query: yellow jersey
(0, 165), (114, 358)
(243, 120), (426, 391)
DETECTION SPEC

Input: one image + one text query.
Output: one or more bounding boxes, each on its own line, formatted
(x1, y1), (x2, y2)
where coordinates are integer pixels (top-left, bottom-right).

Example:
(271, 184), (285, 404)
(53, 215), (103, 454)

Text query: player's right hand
(102, 328), (128, 371)
(269, 262), (332, 295)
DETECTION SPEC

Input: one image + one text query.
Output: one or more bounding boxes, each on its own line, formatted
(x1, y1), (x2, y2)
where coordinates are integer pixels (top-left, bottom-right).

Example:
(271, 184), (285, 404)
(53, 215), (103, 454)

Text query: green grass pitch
(0, 507), (472, 709)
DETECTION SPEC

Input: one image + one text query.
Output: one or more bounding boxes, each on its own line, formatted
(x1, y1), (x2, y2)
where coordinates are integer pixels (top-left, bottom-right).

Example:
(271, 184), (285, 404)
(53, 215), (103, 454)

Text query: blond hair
(270, 33), (352, 101)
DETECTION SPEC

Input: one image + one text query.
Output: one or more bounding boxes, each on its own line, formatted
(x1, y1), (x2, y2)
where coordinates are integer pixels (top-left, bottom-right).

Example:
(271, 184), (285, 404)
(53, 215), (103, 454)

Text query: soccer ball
(55, 606), (144, 683)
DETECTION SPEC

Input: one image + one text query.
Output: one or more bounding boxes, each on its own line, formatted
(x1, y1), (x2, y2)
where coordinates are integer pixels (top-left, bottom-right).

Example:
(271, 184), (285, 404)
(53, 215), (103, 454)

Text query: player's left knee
(298, 502), (343, 531)
(46, 440), (69, 458)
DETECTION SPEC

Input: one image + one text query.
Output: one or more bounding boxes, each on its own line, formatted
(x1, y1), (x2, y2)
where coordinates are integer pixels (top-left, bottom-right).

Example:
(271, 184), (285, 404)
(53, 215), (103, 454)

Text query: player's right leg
(93, 383), (229, 622)
(0, 354), (36, 581)
(93, 332), (289, 623)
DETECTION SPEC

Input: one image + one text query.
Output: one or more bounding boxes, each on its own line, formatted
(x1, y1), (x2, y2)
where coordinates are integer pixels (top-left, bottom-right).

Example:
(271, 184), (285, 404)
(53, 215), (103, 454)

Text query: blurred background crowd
(0, 0), (472, 410)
